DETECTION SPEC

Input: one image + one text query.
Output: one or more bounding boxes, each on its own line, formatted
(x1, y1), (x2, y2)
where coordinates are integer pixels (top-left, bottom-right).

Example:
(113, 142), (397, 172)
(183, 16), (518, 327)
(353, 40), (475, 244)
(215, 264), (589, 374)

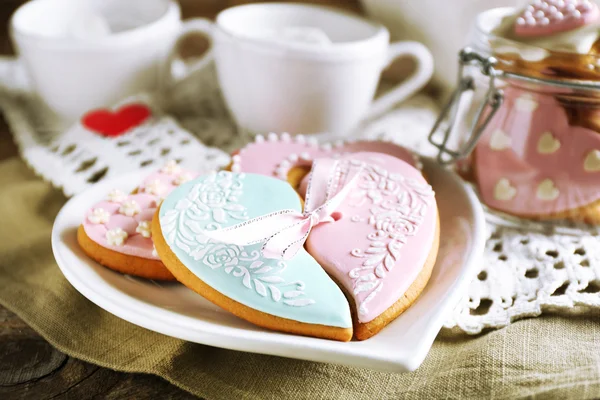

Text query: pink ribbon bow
(205, 157), (363, 260)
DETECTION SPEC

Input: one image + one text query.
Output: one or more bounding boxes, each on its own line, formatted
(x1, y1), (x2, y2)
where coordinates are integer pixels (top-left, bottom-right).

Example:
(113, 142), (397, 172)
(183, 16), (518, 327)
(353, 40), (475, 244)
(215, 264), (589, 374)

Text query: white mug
(191, 3), (434, 136)
(10, 0), (212, 121)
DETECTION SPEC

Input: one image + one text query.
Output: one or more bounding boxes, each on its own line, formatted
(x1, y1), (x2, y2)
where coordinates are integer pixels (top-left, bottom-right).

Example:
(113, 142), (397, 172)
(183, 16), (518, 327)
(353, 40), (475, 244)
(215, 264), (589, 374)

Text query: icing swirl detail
(160, 171), (316, 307)
(347, 162), (434, 316)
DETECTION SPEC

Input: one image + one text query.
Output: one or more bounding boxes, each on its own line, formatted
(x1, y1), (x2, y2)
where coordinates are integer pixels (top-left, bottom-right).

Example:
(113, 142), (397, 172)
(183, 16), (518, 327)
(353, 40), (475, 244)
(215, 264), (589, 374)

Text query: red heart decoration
(82, 104), (152, 137)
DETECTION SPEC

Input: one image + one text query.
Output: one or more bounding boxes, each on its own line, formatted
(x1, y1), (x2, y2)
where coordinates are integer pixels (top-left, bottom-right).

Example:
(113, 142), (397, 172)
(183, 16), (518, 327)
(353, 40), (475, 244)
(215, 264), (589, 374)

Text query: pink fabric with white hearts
(306, 152), (437, 323)
(514, 0), (600, 38)
(475, 85), (600, 215)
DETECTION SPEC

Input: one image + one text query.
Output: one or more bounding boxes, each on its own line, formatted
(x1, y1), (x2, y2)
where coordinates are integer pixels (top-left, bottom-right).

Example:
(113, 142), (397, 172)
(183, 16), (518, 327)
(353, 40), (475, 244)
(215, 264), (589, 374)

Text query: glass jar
(430, 5), (600, 225)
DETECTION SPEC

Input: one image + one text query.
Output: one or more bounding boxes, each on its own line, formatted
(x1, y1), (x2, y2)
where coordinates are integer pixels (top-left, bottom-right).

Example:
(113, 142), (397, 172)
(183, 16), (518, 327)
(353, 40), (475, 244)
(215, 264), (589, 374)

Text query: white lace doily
(1, 56), (598, 335)
(0, 59), (230, 196)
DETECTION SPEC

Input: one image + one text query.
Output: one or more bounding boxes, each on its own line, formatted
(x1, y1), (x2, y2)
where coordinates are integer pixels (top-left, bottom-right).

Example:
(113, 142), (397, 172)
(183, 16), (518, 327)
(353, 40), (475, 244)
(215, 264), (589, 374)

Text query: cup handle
(363, 41), (434, 121)
(162, 18), (215, 88)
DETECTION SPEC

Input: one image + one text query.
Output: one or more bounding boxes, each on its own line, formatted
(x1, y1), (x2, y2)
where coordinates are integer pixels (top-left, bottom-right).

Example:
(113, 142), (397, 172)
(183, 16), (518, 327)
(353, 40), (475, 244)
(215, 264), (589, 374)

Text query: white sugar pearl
(540, 1), (549, 9)
(526, 5), (535, 12)
(556, 0), (565, 6)
(554, 11), (564, 19)
(517, 17), (526, 25)
(566, 3), (576, 11)
(572, 9), (582, 18)
(541, 17), (550, 24)
(535, 10), (545, 17)
(549, 5), (558, 12)
(527, 16), (537, 25)
(524, 10), (533, 18)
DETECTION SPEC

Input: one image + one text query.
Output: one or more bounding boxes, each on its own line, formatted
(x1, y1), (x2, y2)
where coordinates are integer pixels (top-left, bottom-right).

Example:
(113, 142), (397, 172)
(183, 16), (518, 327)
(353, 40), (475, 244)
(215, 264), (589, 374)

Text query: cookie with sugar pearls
(78, 160), (200, 280)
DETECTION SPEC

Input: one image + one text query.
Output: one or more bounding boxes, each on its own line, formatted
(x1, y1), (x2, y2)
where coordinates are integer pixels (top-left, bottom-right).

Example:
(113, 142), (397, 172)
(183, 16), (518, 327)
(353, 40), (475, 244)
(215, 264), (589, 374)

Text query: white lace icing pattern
(348, 161), (434, 316)
(160, 171), (316, 307)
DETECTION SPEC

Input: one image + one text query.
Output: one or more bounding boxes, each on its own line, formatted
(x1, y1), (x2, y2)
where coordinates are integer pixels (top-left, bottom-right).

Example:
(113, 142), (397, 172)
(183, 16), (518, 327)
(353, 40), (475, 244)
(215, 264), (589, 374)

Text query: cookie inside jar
(435, 0), (600, 225)
(481, 0), (600, 80)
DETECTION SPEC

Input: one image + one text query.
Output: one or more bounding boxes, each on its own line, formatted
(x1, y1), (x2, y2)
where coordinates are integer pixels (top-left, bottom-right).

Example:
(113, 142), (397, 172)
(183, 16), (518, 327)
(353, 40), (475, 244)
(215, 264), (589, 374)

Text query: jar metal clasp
(428, 48), (504, 165)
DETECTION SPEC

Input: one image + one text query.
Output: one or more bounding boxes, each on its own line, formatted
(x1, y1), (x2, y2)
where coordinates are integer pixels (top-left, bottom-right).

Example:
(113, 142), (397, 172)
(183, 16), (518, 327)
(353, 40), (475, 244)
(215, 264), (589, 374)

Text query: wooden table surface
(0, 0), (363, 398)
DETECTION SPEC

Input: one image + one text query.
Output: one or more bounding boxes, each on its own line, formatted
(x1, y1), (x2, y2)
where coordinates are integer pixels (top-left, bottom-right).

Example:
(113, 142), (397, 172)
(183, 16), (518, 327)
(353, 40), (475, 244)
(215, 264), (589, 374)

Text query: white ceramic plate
(51, 159), (485, 372)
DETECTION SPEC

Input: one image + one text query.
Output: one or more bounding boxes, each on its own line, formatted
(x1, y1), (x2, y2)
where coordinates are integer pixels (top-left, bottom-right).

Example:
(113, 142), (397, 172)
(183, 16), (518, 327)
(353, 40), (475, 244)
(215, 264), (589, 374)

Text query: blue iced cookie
(152, 171), (353, 341)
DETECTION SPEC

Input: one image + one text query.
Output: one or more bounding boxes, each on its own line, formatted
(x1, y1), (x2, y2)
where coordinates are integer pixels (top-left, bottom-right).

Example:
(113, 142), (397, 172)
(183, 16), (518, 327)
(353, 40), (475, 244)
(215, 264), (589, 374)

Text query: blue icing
(159, 171), (351, 329)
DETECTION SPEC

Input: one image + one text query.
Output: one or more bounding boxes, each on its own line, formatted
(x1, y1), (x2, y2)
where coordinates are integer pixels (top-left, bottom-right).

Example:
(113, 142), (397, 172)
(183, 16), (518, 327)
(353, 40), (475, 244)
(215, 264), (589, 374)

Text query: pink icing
(84, 162), (199, 259)
(514, 0), (600, 38)
(305, 152), (437, 323)
(475, 85), (600, 215)
(233, 133), (419, 180)
(83, 193), (159, 259)
(138, 164), (200, 197)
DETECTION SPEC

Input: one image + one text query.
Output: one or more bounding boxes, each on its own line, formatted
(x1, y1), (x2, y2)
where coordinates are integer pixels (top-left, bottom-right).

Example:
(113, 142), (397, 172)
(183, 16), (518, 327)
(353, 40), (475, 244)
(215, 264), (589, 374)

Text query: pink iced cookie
(78, 161), (201, 280)
(232, 133), (420, 180)
(306, 152), (438, 340)
(475, 86), (600, 220)
(82, 192), (159, 259)
(514, 0), (600, 38)
(138, 160), (200, 198)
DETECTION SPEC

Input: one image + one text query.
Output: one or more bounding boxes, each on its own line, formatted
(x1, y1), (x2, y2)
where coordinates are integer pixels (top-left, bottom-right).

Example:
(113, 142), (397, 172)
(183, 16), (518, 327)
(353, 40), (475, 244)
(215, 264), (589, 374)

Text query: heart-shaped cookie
(78, 161), (198, 280)
(78, 192), (174, 279)
(82, 104), (151, 137)
(231, 133), (420, 181)
(305, 152), (439, 339)
(153, 171), (353, 341)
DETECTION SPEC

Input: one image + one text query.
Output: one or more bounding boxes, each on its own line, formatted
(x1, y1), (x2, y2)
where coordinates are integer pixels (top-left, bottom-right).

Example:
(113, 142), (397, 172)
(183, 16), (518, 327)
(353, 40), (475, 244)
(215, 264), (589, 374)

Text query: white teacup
(10, 0), (212, 121)
(199, 3), (434, 136)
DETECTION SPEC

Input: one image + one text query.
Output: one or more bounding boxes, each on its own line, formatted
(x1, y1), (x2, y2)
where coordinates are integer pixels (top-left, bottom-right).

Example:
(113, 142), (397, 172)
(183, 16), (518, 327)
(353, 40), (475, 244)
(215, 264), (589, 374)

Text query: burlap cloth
(1, 156), (600, 400)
